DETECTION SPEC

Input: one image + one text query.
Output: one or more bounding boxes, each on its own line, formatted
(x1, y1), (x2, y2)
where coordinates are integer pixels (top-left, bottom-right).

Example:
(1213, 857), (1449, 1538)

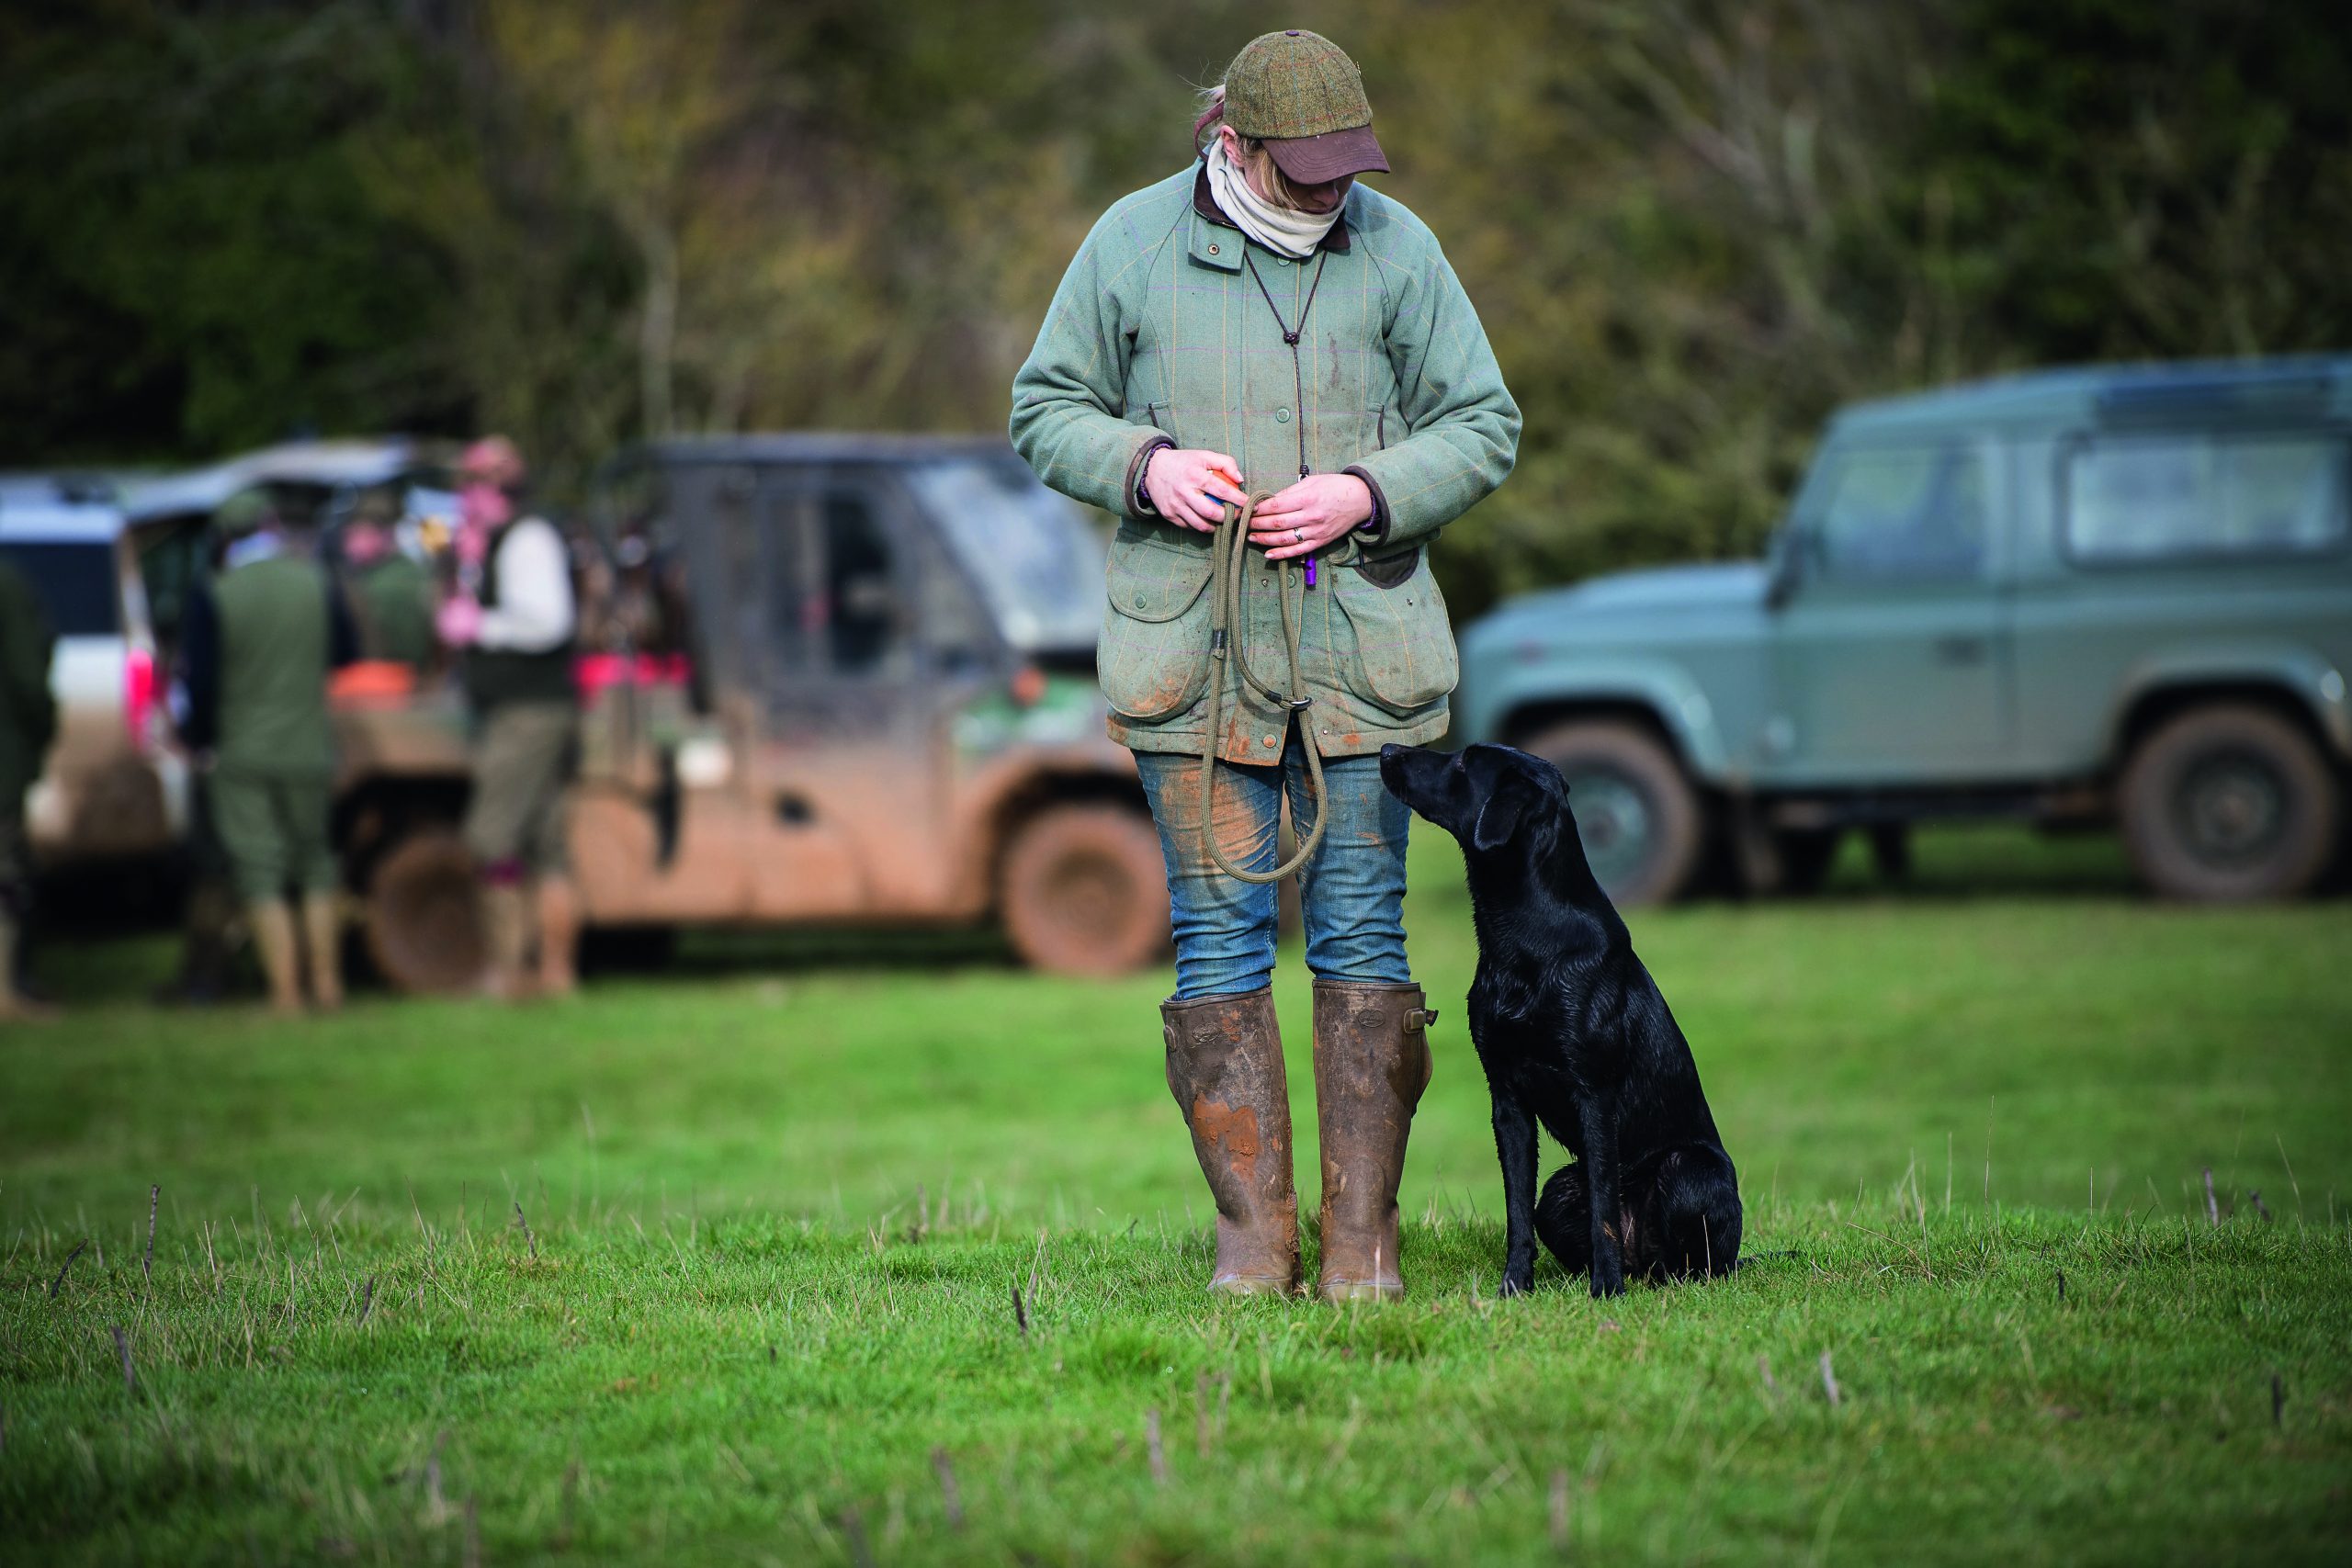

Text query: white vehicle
(0, 477), (179, 864)
(0, 441), (458, 874)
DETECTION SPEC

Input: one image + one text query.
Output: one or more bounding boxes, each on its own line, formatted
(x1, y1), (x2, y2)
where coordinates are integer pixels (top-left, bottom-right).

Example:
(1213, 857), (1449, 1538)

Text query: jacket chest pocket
(1099, 532), (1216, 723)
(1327, 547), (1459, 716)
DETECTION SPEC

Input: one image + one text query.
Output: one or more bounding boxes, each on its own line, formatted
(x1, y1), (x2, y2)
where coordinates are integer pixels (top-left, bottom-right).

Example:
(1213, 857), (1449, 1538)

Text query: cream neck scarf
(1204, 140), (1340, 261)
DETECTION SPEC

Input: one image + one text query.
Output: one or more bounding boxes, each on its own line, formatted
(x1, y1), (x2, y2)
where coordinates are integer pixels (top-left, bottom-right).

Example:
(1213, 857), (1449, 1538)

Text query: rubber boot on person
(438, 434), (585, 1005)
(1011, 29), (1517, 1301)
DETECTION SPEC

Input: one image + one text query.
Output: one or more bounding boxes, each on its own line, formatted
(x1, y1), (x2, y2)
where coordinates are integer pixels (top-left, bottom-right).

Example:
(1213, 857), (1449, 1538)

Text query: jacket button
(1275, 407), (1291, 423)
(1276, 256), (1292, 267)
(1207, 243), (1219, 254)
(1262, 735), (1279, 748)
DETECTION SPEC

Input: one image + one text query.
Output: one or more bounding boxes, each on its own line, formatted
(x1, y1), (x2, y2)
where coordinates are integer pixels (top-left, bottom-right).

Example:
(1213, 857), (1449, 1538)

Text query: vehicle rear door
(740, 461), (965, 918)
(1767, 434), (2016, 784)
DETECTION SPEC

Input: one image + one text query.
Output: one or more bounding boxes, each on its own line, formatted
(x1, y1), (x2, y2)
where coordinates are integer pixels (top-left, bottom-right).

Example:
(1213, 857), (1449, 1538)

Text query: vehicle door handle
(1933, 636), (1988, 667)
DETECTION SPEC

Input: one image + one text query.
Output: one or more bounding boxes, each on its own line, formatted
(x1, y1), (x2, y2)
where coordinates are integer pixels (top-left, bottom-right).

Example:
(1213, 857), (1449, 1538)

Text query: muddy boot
(478, 884), (532, 1001)
(1313, 980), (1436, 1303)
(154, 878), (237, 1006)
(300, 892), (344, 1012)
(1161, 987), (1301, 1296)
(0, 913), (57, 1024)
(535, 876), (580, 998)
(248, 900), (304, 1016)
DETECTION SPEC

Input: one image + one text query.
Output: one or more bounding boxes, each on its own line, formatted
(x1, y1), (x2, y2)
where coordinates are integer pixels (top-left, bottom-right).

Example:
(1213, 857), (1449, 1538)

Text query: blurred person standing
(1011, 31), (1518, 1300)
(0, 551), (60, 1021)
(340, 488), (435, 675)
(435, 437), (581, 999)
(180, 490), (357, 1014)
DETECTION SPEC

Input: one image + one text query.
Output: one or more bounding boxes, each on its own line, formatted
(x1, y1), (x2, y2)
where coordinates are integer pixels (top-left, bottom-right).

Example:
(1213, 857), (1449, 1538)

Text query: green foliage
(5, 827), (2350, 1560)
(2, 1), (2346, 607)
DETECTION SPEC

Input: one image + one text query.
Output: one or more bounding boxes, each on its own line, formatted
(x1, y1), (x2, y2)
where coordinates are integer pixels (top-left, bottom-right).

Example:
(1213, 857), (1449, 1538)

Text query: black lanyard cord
(1244, 249), (1330, 482)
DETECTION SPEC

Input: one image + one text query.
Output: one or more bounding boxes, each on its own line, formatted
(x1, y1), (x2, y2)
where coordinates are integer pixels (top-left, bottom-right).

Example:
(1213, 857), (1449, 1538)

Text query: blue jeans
(1134, 736), (1411, 1000)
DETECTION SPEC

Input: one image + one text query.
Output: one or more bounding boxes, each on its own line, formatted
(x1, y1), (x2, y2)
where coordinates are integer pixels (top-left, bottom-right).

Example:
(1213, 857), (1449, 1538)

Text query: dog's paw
(1589, 1266), (1626, 1299)
(1499, 1268), (1535, 1298)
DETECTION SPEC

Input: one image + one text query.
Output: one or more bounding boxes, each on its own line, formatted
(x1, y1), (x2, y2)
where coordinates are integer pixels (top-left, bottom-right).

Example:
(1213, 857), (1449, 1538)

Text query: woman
(1011, 29), (1519, 1300)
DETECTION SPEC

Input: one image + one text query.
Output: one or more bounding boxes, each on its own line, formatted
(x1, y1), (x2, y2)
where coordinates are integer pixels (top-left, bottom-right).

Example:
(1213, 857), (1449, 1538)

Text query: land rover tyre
(1520, 720), (1702, 906)
(2120, 705), (2342, 902)
(1000, 804), (1172, 974)
(364, 829), (490, 993)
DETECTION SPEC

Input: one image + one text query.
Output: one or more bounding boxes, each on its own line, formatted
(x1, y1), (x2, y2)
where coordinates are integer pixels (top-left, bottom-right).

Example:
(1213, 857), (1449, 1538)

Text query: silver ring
(1293, 528), (1304, 543)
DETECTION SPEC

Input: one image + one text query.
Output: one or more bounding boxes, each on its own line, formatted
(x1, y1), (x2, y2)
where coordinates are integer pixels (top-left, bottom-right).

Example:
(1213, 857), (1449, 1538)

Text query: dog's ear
(1471, 770), (1534, 852)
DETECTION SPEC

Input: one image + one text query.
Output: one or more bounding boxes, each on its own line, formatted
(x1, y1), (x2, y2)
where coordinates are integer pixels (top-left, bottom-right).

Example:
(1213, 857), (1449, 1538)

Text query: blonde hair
(1193, 84), (1327, 212)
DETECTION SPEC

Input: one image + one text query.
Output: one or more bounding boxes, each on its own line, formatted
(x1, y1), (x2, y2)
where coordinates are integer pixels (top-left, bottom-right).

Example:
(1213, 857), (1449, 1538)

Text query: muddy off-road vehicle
(342, 434), (1171, 990)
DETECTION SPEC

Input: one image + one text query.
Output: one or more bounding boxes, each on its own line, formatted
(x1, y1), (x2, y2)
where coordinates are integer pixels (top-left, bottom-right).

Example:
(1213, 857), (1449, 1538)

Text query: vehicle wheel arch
(334, 772), (473, 895)
(2111, 679), (2341, 775)
(954, 761), (1152, 915)
(1499, 696), (1697, 773)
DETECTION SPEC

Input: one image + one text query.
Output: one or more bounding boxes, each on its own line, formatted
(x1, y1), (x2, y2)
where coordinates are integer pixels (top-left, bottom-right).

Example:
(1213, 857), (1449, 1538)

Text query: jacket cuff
(1127, 435), (1176, 516)
(1342, 464), (1392, 546)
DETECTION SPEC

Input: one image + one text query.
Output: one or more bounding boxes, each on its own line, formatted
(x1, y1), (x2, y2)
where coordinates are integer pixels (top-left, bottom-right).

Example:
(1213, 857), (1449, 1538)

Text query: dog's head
(1380, 743), (1582, 865)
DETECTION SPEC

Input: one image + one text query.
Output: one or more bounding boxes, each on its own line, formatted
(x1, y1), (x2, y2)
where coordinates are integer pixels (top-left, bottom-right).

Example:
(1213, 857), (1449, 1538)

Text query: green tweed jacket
(1011, 162), (1520, 761)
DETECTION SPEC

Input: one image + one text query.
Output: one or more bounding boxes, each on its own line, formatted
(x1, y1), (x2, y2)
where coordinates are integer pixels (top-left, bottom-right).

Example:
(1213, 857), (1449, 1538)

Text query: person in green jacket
(339, 487), (435, 674)
(0, 553), (60, 1022)
(1011, 29), (1520, 1303)
(181, 489), (357, 1014)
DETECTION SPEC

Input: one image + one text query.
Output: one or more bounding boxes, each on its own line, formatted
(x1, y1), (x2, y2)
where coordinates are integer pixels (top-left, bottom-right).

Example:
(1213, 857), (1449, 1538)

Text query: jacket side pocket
(1098, 530), (1216, 723)
(1328, 547), (1459, 716)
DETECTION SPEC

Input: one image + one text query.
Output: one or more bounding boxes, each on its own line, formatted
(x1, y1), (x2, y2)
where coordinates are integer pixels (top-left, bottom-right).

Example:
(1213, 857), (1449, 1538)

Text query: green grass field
(5, 828), (2350, 1564)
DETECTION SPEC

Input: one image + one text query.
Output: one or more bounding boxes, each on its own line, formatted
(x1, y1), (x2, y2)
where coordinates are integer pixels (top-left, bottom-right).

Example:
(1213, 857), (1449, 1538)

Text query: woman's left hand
(1250, 474), (1374, 559)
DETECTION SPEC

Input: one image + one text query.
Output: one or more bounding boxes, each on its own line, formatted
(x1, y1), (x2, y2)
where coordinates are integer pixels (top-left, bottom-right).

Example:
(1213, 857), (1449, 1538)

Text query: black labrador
(1380, 742), (1743, 1297)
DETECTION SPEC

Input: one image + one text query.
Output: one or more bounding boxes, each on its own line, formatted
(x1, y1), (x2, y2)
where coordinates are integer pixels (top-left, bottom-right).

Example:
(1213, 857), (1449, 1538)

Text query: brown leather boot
(535, 876), (580, 998)
(1161, 988), (1301, 1296)
(1313, 980), (1436, 1302)
(248, 900), (304, 1016)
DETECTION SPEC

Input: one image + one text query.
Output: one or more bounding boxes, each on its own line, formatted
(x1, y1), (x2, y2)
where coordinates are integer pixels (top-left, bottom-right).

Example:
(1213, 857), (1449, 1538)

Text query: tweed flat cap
(1222, 29), (1389, 184)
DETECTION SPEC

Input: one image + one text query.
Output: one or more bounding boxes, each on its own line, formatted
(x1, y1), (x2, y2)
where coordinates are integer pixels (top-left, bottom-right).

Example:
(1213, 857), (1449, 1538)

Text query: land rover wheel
(365, 829), (489, 993)
(1520, 721), (1702, 906)
(1001, 805), (1171, 974)
(2120, 705), (2342, 902)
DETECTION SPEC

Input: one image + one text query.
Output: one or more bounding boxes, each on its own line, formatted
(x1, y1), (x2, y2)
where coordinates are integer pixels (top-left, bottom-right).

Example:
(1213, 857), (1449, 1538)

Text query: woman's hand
(1144, 446), (1250, 532)
(1250, 474), (1374, 559)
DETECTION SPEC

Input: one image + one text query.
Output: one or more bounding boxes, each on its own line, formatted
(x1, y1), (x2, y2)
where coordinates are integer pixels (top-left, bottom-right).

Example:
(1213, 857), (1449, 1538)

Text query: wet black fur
(1379, 743), (1744, 1296)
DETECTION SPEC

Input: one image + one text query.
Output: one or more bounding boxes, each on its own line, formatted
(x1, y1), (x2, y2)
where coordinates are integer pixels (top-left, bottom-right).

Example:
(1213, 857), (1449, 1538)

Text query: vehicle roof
(1830, 355), (2352, 438)
(639, 432), (1017, 467)
(119, 437), (446, 521)
(0, 498), (125, 544)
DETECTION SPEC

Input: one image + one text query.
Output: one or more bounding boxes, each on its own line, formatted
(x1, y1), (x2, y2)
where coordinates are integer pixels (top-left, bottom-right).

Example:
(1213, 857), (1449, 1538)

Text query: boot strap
(1404, 1008), (1439, 1032)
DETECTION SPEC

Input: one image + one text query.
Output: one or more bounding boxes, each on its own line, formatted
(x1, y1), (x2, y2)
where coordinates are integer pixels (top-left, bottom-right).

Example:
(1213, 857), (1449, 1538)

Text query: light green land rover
(1456, 358), (2351, 904)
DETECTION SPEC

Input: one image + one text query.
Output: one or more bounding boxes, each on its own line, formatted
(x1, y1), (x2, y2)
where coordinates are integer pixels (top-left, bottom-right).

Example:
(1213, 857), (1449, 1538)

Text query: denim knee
(1135, 750), (1283, 998)
(1288, 752), (1410, 984)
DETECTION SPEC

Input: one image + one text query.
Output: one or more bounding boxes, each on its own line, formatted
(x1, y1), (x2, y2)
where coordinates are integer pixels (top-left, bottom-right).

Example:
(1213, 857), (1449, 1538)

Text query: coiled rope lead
(1197, 489), (1328, 885)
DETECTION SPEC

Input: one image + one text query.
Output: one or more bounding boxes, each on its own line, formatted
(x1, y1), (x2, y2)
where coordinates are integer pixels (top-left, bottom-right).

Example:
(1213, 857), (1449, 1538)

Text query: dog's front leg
(1491, 1095), (1540, 1296)
(1576, 1100), (1627, 1297)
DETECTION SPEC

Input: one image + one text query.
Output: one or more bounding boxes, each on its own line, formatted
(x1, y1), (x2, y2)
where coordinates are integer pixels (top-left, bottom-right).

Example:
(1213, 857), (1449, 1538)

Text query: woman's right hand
(1144, 446), (1250, 532)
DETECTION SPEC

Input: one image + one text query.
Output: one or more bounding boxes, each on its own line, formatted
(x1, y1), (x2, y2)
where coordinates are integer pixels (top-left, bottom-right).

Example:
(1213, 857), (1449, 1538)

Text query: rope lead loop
(1196, 490), (1329, 886)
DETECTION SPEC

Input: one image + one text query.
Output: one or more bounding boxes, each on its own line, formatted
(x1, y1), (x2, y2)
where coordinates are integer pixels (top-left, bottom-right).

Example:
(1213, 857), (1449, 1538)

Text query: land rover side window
(1810, 443), (1986, 579)
(0, 542), (117, 635)
(2064, 432), (2349, 562)
(821, 490), (910, 678)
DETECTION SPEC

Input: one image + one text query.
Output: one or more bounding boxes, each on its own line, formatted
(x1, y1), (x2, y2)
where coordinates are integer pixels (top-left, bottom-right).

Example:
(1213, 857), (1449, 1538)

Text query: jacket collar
(1188, 158), (1351, 273)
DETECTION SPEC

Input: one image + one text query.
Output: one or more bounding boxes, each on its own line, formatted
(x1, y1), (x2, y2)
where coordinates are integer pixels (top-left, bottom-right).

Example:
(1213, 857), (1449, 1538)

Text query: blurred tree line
(2, 0), (2345, 612)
